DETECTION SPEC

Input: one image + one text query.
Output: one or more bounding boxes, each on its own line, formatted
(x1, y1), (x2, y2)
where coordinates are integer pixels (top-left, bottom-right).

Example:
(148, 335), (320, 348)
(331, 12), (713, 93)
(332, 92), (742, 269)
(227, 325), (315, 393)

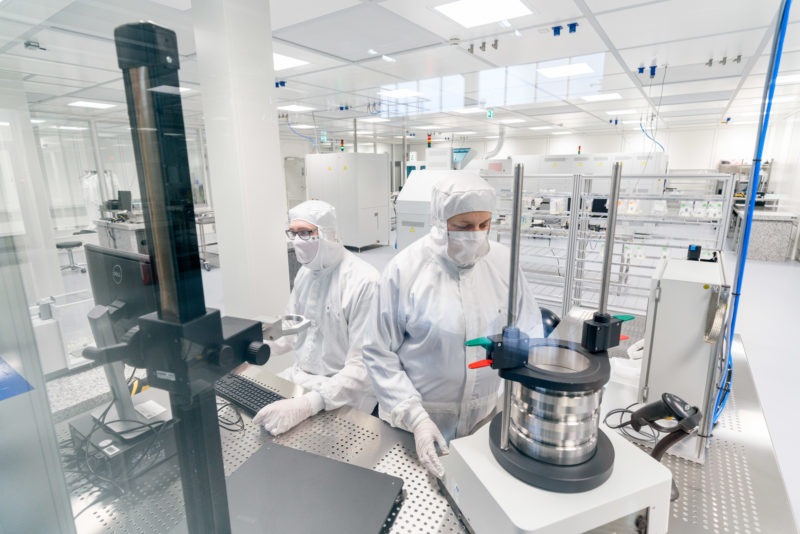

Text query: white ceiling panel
(362, 45), (487, 79)
(6, 28), (119, 71)
(274, 4), (443, 62)
(270, 0), (361, 31)
(618, 29), (765, 69)
(381, 0), (582, 42)
(652, 63), (746, 85)
(0, 54), (118, 83)
(585, 0), (669, 14)
(654, 79), (740, 96)
(23, 80), (80, 97)
(596, 0), (779, 50)
(26, 74), (97, 88)
(272, 41), (346, 77)
(288, 64), (402, 95)
(0, 17), (34, 49)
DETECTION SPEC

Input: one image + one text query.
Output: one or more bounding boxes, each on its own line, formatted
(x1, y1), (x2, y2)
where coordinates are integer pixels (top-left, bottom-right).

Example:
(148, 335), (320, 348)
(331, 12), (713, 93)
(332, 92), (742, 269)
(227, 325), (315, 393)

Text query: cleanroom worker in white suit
(363, 172), (543, 477)
(254, 200), (378, 435)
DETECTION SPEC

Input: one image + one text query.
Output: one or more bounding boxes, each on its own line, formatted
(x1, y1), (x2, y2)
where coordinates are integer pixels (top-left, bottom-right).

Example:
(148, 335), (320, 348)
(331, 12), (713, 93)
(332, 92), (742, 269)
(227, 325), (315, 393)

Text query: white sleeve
(311, 272), (378, 411)
(362, 265), (428, 433)
(265, 270), (303, 356)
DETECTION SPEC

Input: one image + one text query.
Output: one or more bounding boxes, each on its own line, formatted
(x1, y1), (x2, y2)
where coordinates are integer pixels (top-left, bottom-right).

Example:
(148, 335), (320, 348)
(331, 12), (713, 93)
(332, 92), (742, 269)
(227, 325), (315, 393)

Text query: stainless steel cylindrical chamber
(507, 345), (605, 466)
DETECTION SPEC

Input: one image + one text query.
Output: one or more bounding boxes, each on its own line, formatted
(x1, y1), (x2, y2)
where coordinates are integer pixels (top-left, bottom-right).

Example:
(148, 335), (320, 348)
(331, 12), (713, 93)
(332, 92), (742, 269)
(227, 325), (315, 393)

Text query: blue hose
(287, 119), (316, 152)
(640, 123), (665, 151)
(714, 0), (792, 423)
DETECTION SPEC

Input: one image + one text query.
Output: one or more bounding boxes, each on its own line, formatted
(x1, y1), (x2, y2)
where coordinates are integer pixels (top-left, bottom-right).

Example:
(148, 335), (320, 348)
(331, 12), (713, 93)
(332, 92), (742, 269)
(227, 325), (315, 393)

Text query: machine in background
(304, 152), (390, 249)
(638, 251), (730, 463)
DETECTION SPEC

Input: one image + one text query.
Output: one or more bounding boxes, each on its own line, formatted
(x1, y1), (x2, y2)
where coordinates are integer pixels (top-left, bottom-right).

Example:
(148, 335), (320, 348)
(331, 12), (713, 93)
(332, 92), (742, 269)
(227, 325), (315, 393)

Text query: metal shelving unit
(485, 171), (734, 318)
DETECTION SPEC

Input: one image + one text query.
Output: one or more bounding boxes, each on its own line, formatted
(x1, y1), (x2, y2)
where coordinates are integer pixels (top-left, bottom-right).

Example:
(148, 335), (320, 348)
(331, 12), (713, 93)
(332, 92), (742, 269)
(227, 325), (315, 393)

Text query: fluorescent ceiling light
(149, 85), (192, 95)
(30, 119), (46, 124)
(291, 124), (314, 129)
(435, 0), (531, 29)
(454, 131), (476, 135)
(528, 126), (552, 130)
(273, 53), (308, 71)
(356, 130), (373, 135)
(68, 101), (116, 109)
(485, 135), (499, 138)
(605, 109), (637, 115)
(776, 73), (800, 84)
(537, 63), (594, 79)
(378, 88), (422, 99)
(367, 49), (378, 55)
(361, 117), (389, 123)
(381, 55), (396, 63)
(581, 93), (621, 102)
(452, 107), (485, 114)
(552, 131), (572, 135)
(499, 118), (525, 124)
(414, 125), (437, 129)
(277, 104), (315, 112)
(57, 126), (88, 131)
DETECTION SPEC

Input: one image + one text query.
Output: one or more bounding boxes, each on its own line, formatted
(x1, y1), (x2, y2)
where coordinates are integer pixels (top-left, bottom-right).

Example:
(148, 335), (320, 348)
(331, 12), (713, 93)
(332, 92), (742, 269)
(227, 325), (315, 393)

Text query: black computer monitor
(84, 244), (157, 340)
(118, 190), (132, 211)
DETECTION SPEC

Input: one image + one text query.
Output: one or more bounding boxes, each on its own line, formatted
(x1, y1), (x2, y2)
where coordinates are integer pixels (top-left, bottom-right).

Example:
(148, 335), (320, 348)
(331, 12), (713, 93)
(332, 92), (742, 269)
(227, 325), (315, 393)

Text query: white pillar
(192, 0), (290, 318)
(0, 71), (64, 301)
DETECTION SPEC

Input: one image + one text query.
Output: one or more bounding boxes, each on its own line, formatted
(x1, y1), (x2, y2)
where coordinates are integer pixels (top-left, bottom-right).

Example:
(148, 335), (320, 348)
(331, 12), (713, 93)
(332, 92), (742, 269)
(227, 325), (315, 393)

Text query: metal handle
(507, 163), (524, 327)
(599, 162), (623, 315)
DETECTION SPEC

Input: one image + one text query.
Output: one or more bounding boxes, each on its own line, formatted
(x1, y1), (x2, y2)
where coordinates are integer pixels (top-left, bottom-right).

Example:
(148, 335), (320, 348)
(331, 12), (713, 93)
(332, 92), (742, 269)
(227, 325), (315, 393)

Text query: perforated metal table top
(67, 340), (796, 534)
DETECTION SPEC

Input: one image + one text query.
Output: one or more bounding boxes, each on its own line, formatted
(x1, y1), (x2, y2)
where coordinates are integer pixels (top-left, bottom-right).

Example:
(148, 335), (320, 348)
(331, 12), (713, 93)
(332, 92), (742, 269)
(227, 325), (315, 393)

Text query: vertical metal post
(599, 162), (622, 315)
(501, 162), (525, 451)
(562, 173), (582, 316)
(353, 118), (358, 153)
(507, 163), (524, 327)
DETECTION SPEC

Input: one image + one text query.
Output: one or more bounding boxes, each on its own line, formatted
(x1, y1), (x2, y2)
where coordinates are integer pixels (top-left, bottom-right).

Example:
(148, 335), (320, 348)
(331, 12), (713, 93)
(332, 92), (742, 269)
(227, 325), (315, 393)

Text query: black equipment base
(488, 414), (615, 493)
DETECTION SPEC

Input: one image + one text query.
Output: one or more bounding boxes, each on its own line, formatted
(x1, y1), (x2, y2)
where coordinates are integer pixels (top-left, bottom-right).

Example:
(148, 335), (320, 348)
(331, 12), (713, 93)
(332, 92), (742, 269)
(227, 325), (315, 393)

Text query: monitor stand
(88, 306), (171, 440)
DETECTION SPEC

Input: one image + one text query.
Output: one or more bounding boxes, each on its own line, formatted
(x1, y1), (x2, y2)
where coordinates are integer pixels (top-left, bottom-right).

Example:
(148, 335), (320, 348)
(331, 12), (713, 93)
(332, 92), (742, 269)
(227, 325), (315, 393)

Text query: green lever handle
(466, 337), (494, 350)
(614, 314), (635, 322)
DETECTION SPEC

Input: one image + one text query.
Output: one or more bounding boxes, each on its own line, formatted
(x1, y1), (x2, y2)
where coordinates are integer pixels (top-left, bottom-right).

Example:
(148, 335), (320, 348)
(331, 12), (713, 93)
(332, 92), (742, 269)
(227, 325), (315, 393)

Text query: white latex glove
(253, 392), (324, 435)
(413, 417), (449, 478)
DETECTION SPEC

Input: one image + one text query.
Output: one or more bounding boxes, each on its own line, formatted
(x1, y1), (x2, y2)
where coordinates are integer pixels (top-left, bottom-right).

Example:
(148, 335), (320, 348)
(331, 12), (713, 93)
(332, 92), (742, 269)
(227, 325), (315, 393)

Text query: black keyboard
(215, 373), (285, 415)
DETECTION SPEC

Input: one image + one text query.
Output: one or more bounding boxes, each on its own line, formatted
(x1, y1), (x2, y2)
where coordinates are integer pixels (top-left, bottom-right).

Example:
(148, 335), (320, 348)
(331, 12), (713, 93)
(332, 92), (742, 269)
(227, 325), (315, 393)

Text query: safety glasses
(285, 229), (317, 240)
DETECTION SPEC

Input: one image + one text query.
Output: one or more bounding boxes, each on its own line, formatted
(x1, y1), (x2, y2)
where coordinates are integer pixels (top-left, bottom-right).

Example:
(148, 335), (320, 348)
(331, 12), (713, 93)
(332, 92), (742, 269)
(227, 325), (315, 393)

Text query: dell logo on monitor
(112, 264), (123, 285)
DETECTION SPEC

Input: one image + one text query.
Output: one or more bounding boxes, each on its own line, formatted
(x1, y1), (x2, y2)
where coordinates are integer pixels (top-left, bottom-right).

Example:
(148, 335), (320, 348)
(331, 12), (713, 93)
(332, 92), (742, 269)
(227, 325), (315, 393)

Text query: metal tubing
(401, 117), (407, 186)
(507, 163), (524, 327)
(598, 162), (622, 315)
(353, 118), (358, 152)
(88, 120), (111, 208)
(501, 382), (512, 450)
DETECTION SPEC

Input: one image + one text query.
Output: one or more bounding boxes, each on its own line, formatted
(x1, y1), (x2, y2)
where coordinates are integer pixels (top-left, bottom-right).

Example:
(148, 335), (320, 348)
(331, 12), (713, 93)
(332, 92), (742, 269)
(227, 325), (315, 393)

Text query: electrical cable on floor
(218, 401), (245, 432)
(603, 402), (660, 444)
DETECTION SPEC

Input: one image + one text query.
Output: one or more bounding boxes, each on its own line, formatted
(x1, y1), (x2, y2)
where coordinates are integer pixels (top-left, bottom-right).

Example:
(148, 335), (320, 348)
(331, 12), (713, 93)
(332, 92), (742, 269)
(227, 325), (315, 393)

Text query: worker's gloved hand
(253, 391), (324, 436)
(412, 417), (449, 478)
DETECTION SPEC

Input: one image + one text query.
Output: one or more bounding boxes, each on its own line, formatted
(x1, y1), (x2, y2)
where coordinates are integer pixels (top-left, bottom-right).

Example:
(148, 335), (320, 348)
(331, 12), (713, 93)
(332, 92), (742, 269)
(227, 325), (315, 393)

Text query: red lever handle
(620, 335), (630, 341)
(468, 359), (493, 369)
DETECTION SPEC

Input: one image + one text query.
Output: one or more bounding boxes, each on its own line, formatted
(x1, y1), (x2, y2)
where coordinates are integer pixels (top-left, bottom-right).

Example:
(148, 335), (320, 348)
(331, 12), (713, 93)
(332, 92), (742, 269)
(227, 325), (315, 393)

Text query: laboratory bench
(730, 207), (798, 262)
(63, 331), (796, 534)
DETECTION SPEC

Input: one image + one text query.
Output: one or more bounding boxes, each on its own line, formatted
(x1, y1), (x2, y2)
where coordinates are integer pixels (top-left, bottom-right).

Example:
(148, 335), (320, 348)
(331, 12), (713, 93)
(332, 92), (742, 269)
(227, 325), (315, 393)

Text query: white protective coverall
(363, 172), (543, 442)
(270, 200), (378, 415)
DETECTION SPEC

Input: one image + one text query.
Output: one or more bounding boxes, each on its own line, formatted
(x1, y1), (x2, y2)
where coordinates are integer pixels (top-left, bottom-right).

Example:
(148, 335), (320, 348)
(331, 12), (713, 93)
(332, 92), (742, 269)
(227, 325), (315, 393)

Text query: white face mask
(293, 236), (319, 265)
(447, 230), (489, 267)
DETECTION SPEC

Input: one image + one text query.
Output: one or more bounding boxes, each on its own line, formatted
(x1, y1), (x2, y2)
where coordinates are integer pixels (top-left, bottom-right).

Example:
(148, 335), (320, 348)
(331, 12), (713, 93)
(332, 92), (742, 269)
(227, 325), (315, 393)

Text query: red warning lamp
(340, 139), (344, 151)
(427, 133), (432, 148)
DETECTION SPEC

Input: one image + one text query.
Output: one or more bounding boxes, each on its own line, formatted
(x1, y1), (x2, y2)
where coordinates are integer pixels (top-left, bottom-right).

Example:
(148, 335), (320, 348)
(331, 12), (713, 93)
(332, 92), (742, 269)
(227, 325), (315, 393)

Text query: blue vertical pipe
(718, 0), (792, 421)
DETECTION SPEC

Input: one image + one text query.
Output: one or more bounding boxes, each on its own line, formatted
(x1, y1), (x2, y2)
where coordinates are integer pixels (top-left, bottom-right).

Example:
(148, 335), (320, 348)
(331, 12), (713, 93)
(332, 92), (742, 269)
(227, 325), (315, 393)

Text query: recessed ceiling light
(499, 118), (525, 124)
(499, 19), (511, 28)
(514, 29), (522, 37)
(435, 0), (531, 29)
(68, 101), (116, 109)
(273, 53), (308, 71)
(361, 117), (390, 123)
(776, 73), (800, 84)
(454, 131), (477, 135)
(378, 88), (422, 99)
(552, 131), (572, 135)
(605, 109), (637, 115)
(0, 121), (9, 127)
(291, 124), (315, 129)
(414, 125), (437, 129)
(537, 63), (594, 78)
(57, 126), (88, 131)
(278, 104), (315, 112)
(452, 107), (485, 114)
(381, 55), (396, 63)
(30, 119), (46, 124)
(581, 93), (622, 102)
(356, 130), (374, 135)
(149, 85), (192, 95)
(485, 135), (499, 138)
(367, 49), (378, 55)
(529, 126), (552, 130)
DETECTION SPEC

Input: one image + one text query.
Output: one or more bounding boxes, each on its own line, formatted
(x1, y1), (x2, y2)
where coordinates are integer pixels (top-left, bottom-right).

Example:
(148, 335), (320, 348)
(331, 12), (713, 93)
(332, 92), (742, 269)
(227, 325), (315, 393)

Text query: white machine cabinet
(305, 153), (390, 248)
(638, 257), (729, 462)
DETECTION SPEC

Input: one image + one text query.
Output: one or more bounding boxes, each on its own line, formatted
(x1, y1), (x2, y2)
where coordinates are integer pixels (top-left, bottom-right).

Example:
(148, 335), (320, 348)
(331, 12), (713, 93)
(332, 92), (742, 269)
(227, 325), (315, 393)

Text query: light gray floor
(49, 239), (800, 525)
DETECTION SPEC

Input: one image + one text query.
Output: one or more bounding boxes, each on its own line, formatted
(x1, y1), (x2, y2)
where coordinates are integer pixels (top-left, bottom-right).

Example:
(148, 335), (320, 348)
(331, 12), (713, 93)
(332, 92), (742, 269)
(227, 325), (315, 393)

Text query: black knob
(218, 345), (236, 368)
(247, 341), (270, 365)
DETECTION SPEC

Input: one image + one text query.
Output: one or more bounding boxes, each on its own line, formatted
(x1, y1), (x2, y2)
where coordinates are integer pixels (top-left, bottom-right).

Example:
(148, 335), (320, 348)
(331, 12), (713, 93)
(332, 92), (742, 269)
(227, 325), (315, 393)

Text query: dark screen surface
(85, 244), (157, 333)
